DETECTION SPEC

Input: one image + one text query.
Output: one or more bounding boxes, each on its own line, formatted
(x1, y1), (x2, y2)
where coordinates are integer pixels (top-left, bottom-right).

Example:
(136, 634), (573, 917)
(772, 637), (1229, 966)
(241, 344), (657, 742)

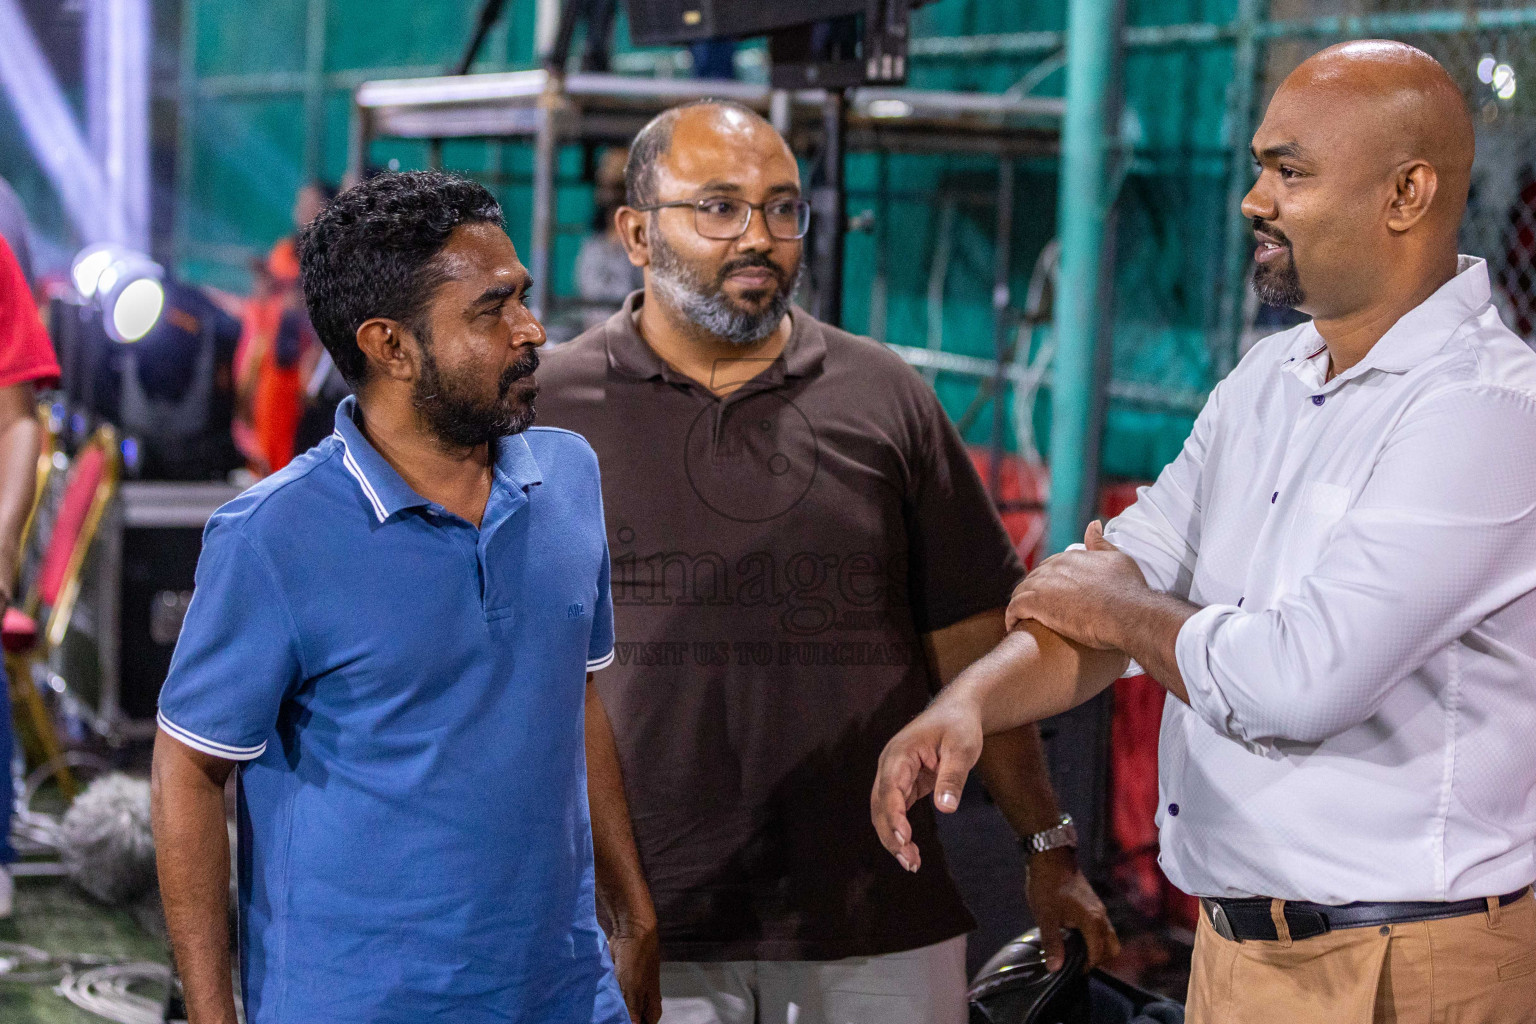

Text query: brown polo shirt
(537, 292), (1024, 962)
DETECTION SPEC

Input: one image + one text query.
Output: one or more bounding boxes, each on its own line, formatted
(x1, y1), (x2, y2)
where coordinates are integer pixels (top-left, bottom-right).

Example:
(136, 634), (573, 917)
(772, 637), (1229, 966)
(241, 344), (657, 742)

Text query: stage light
(1494, 64), (1517, 101)
(69, 243), (166, 342)
(99, 256), (164, 343)
(70, 243), (118, 298)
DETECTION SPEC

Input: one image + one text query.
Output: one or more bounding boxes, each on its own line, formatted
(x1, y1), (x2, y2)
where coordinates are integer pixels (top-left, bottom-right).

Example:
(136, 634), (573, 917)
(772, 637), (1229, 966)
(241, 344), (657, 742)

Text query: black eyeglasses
(633, 196), (812, 241)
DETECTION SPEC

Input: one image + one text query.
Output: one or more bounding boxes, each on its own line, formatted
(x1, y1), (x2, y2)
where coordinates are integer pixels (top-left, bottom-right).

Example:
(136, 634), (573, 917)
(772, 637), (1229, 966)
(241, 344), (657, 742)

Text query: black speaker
(119, 524), (202, 721)
(624, 0), (868, 46)
(111, 482), (243, 724)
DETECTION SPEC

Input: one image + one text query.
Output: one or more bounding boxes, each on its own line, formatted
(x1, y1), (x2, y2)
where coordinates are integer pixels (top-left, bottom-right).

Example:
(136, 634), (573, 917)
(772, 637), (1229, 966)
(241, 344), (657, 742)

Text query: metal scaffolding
(349, 68), (1064, 320)
(331, 2), (1536, 565)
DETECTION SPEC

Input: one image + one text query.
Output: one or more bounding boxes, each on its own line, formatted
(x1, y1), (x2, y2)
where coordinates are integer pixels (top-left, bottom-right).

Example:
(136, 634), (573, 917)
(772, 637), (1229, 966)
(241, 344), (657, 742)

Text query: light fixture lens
(1494, 64), (1517, 101)
(71, 246), (117, 298)
(111, 277), (165, 342)
(1479, 55), (1498, 84)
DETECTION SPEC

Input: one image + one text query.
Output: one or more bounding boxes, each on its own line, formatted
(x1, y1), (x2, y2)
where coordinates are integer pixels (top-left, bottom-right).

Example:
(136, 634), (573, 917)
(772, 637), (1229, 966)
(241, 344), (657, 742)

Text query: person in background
(574, 148), (644, 333)
(235, 180), (336, 475)
(537, 101), (1116, 1024)
(0, 176), (35, 291)
(0, 234), (60, 918)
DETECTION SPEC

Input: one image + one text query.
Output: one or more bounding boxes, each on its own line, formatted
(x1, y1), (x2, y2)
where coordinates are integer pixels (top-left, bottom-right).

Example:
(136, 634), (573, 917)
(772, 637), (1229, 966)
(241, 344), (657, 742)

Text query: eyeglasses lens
(695, 200), (811, 240)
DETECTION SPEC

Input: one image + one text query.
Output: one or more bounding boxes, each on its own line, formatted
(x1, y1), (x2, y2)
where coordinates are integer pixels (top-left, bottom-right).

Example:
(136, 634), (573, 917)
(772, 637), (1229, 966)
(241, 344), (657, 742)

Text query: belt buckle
(1202, 898), (1239, 942)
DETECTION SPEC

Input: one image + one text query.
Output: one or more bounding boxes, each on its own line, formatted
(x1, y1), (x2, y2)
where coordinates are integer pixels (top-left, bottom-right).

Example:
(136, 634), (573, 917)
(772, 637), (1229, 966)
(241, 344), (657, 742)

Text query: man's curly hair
(298, 170), (503, 387)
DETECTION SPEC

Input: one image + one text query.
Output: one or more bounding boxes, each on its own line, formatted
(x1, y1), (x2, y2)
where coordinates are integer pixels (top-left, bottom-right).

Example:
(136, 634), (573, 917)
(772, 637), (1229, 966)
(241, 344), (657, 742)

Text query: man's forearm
(943, 623), (1128, 736)
(977, 725), (1064, 836)
(151, 733), (239, 1024)
(1101, 590), (1196, 706)
(583, 680), (656, 933)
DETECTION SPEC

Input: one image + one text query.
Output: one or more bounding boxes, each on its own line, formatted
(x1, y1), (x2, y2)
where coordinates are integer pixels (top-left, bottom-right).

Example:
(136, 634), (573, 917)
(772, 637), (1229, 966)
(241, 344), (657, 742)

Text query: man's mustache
(715, 254), (789, 288)
(497, 347), (540, 396)
(1251, 217), (1292, 249)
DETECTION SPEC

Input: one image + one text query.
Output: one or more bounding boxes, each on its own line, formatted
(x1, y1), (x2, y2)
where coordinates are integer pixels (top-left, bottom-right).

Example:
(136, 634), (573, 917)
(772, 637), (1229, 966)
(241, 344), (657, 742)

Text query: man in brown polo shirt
(537, 100), (1117, 1024)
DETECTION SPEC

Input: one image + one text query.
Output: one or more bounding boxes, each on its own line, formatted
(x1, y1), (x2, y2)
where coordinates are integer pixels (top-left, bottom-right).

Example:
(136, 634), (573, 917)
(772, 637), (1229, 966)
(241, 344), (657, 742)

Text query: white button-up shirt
(1106, 256), (1536, 903)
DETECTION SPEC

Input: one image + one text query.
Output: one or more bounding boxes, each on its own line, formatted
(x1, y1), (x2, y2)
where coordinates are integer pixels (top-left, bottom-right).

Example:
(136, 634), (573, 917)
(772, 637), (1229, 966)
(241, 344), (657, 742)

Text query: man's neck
(353, 397), (494, 527)
(1313, 252), (1459, 377)
(636, 293), (791, 397)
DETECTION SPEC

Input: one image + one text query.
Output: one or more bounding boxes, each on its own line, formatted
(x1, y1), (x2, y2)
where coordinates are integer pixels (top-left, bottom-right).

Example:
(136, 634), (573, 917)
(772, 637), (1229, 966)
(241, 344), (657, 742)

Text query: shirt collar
(331, 395), (542, 524)
(603, 289), (827, 388)
(1282, 255), (1491, 389)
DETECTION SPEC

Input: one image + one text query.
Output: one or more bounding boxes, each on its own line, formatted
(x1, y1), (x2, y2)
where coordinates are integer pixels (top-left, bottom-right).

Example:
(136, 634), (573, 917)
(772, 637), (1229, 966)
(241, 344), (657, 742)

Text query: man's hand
(1005, 522), (1149, 648)
(1025, 848), (1119, 973)
(870, 694), (984, 873)
(608, 918), (661, 1024)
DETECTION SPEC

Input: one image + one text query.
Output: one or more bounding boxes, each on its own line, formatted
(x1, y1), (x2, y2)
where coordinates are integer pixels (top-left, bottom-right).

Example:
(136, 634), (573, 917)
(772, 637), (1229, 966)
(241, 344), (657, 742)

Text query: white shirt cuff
(1175, 603), (1275, 756)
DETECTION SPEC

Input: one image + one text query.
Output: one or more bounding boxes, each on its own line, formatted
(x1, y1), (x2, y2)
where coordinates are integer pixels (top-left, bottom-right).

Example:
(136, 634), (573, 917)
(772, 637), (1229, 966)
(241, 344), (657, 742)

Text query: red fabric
(966, 449), (1048, 569)
(37, 444), (106, 608)
(0, 235), (59, 390)
(1103, 480), (1200, 930)
(1, 606), (37, 654)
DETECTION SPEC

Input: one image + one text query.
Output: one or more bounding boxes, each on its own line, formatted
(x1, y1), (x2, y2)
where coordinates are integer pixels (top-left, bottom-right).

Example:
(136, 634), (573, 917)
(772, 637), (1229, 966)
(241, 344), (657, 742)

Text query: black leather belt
(1201, 886), (1531, 942)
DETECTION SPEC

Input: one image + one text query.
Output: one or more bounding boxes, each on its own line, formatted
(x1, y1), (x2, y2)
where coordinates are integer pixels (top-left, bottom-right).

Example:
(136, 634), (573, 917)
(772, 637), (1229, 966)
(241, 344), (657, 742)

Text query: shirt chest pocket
(1273, 481), (1351, 598)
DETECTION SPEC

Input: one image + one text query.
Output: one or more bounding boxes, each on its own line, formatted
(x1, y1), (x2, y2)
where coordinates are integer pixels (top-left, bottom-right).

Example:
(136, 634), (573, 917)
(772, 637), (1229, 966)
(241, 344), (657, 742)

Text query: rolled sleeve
(1172, 384), (1536, 747)
(1101, 383), (1219, 599)
(156, 521), (303, 760)
(1173, 602), (1268, 750)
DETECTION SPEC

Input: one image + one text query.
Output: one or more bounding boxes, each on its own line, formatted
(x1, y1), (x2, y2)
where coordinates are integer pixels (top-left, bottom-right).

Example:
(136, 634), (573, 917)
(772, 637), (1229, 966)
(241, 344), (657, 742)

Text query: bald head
(1281, 41), (1473, 227)
(1243, 40), (1474, 324)
(625, 100), (788, 208)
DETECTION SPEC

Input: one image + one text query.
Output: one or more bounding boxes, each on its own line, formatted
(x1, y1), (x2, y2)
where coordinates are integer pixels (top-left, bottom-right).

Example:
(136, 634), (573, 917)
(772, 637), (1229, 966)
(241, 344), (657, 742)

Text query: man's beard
(412, 330), (539, 449)
(648, 230), (801, 346)
(1251, 218), (1305, 308)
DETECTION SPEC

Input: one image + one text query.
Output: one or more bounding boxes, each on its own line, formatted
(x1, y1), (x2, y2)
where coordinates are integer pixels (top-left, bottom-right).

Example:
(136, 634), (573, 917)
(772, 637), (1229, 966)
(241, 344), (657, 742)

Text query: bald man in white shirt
(871, 40), (1536, 1024)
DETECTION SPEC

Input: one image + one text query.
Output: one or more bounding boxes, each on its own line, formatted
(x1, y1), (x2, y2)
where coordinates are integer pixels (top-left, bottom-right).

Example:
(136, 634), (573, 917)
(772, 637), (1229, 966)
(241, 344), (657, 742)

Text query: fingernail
(938, 791), (958, 810)
(896, 854), (912, 872)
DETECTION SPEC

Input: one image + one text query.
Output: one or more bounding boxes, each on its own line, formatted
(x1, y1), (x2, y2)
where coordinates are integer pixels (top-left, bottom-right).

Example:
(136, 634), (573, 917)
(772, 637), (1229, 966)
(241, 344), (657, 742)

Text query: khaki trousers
(1188, 889), (1536, 1024)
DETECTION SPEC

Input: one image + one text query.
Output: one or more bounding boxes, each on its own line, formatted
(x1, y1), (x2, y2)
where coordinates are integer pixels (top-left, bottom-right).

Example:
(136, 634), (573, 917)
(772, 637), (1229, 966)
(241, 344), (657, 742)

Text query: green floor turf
(0, 876), (169, 1023)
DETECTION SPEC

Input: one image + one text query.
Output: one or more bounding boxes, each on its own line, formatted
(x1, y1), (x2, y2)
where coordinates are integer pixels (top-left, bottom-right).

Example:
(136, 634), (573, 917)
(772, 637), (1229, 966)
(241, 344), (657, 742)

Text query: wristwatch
(1022, 814), (1078, 857)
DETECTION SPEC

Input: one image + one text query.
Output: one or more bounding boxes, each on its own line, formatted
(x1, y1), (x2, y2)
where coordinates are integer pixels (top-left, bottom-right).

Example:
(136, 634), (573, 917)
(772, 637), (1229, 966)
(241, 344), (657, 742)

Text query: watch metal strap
(1024, 814), (1078, 856)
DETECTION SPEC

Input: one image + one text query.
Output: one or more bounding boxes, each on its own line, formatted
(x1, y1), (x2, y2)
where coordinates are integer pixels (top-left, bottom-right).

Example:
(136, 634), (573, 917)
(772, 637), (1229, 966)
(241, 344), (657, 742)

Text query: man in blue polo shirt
(151, 171), (660, 1024)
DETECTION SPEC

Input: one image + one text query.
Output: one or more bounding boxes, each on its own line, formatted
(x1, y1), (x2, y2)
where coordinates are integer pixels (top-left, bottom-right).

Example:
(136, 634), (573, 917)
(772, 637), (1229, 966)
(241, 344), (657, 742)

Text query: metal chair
(2, 425), (121, 799)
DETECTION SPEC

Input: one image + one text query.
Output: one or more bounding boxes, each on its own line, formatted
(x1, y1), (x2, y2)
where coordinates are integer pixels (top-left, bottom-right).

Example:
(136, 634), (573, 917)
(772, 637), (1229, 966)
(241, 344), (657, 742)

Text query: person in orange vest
(235, 181), (335, 475)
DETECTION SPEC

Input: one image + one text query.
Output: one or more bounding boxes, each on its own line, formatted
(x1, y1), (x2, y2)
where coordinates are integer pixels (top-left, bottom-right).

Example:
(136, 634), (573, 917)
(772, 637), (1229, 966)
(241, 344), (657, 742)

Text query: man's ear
(614, 206), (651, 269)
(355, 318), (417, 383)
(1386, 159), (1440, 233)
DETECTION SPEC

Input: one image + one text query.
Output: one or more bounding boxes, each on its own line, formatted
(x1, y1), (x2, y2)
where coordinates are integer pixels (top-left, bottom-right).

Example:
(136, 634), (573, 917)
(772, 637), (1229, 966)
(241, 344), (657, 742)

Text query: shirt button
(1312, 395), (1325, 406)
(1168, 803), (1180, 816)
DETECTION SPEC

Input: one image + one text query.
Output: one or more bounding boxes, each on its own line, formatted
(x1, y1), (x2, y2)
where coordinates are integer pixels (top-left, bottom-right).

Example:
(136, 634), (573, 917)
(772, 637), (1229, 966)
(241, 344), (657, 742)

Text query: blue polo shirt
(157, 396), (624, 1024)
